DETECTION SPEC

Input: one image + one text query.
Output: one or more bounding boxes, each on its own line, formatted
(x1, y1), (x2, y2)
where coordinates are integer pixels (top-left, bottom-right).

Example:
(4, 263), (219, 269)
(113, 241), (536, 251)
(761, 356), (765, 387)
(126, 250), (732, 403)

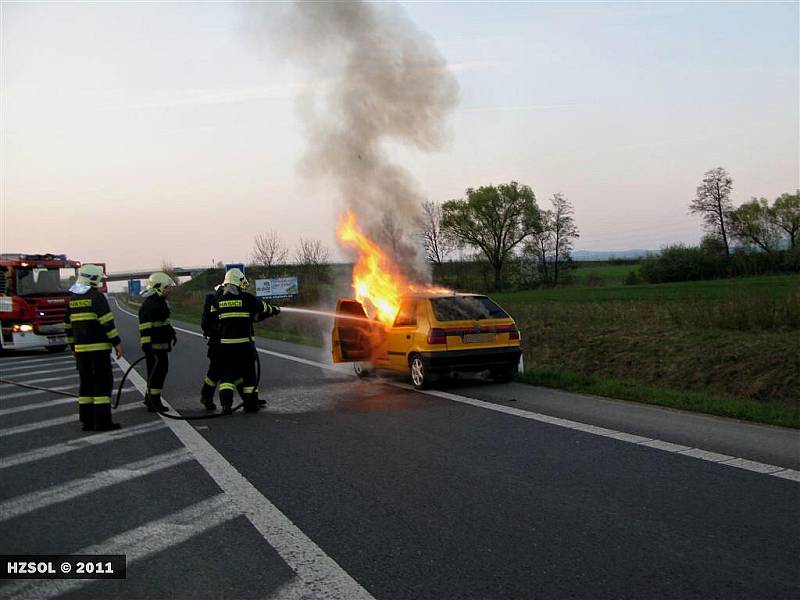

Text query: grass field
(495, 271), (800, 427)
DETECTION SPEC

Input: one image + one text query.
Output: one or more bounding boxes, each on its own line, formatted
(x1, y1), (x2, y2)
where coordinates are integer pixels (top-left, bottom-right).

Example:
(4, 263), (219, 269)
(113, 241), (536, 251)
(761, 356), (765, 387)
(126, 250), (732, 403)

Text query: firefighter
(138, 272), (177, 412)
(214, 268), (280, 414)
(64, 264), (123, 431)
(199, 284), (223, 411)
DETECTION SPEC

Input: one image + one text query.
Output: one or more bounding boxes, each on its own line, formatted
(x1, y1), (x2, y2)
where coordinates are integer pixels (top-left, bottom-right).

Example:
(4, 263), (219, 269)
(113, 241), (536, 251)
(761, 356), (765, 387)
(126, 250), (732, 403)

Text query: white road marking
(0, 449), (192, 522)
(0, 387), (136, 407)
(4, 494), (240, 600)
(0, 355), (72, 366)
(0, 365), (76, 377)
(0, 421), (165, 470)
(0, 373), (79, 388)
(0, 360), (74, 373)
(0, 402), (142, 437)
(115, 353), (376, 600)
(113, 298), (800, 482)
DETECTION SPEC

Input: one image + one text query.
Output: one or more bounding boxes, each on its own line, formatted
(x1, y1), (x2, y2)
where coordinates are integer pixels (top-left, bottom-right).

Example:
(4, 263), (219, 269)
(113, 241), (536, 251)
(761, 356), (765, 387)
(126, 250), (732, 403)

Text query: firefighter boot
(94, 404), (121, 431)
(200, 379), (217, 411)
(146, 393), (170, 413)
(79, 404), (95, 432)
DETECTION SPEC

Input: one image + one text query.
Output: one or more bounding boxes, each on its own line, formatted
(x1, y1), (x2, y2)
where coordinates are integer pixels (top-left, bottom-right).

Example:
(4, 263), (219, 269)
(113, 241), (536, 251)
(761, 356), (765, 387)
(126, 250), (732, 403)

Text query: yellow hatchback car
(332, 292), (522, 389)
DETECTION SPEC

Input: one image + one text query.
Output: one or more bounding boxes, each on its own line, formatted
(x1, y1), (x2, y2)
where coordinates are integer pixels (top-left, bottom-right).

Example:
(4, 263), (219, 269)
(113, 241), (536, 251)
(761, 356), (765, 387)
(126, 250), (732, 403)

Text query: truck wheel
(354, 362), (371, 378)
(47, 345), (68, 353)
(409, 354), (430, 390)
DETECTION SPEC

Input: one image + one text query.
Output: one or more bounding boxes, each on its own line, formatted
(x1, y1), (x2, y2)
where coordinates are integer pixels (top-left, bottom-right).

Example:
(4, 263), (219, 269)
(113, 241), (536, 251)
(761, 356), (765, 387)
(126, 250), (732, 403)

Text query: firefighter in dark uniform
(214, 268), (280, 413)
(138, 272), (177, 412)
(199, 284), (223, 411)
(64, 264), (123, 431)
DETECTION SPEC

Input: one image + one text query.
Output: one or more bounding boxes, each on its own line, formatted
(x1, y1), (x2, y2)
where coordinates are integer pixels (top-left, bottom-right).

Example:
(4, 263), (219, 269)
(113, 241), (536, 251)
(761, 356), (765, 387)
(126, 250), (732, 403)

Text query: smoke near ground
(245, 1), (458, 276)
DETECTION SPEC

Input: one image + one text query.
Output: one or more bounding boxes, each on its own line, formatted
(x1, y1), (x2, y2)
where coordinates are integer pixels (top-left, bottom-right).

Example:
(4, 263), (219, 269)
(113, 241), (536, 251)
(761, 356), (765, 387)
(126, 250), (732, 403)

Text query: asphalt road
(1, 298), (798, 599)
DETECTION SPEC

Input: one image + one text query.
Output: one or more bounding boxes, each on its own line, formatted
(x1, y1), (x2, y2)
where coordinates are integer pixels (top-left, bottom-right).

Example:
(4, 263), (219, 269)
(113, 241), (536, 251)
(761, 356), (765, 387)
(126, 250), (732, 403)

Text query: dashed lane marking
(0, 388), (137, 411)
(4, 494), (240, 600)
(0, 402), (142, 437)
(0, 449), (192, 522)
(0, 421), (166, 471)
(0, 365), (78, 377)
(0, 355), (73, 366)
(113, 298), (800, 483)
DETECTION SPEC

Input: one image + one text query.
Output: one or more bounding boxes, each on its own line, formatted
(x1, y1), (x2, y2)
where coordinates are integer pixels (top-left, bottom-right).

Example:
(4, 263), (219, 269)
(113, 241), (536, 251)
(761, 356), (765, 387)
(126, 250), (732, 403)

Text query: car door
(331, 299), (379, 363)
(386, 298), (418, 372)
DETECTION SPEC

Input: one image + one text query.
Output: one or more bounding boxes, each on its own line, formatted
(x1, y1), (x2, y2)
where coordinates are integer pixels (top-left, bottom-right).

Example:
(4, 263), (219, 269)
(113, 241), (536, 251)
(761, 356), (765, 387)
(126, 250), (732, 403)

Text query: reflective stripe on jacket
(64, 289), (120, 353)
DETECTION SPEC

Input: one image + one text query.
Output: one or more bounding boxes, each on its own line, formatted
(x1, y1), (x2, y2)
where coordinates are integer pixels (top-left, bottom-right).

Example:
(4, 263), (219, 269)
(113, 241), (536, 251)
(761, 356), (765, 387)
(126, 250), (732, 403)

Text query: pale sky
(2, 1), (798, 272)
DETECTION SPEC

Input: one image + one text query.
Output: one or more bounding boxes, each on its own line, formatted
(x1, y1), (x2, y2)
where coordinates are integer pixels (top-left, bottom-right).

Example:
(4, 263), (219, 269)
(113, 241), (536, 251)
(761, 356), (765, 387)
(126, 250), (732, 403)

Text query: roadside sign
(127, 280), (141, 296)
(255, 276), (299, 300)
(225, 263), (245, 276)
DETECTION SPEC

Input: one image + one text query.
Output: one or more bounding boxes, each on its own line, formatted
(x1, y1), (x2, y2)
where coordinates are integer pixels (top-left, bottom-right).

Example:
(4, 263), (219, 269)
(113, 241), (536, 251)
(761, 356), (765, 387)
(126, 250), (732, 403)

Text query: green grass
(493, 273), (800, 305)
(568, 263), (636, 287)
(518, 369), (800, 428)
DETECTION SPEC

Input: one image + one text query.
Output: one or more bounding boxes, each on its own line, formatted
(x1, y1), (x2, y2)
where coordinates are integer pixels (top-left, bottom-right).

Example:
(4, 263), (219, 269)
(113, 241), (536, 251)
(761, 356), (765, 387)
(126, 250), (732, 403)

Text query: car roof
(402, 291), (484, 300)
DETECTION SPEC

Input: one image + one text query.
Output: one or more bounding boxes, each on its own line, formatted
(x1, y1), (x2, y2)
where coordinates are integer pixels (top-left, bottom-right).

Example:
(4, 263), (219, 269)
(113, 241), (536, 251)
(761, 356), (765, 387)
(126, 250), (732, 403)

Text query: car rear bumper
(421, 346), (522, 372)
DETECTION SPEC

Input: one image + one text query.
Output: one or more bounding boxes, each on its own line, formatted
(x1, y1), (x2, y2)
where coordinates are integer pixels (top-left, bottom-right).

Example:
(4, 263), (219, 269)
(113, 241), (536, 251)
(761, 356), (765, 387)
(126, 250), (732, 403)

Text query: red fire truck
(0, 254), (106, 353)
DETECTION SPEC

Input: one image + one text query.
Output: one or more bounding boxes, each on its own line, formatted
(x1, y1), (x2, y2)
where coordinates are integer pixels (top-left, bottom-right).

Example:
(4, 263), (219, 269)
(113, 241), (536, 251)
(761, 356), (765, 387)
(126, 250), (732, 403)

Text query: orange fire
(336, 210), (449, 325)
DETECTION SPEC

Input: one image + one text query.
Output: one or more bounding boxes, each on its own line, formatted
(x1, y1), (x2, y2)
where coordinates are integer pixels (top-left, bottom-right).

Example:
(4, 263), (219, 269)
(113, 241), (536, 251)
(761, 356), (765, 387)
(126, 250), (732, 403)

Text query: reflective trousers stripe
(93, 396), (111, 405)
(218, 383), (236, 392)
(242, 386), (256, 394)
(203, 377), (217, 387)
(220, 337), (253, 344)
(78, 396), (93, 405)
(74, 343), (111, 352)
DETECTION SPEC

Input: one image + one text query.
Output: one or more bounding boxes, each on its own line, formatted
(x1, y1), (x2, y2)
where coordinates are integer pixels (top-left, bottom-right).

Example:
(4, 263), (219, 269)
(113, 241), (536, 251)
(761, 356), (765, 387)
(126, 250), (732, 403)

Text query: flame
(336, 210), (449, 325)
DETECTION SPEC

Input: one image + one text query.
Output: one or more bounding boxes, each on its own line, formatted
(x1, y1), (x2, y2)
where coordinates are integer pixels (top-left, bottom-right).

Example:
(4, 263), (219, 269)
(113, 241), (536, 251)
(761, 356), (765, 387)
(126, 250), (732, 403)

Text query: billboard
(255, 276), (299, 300)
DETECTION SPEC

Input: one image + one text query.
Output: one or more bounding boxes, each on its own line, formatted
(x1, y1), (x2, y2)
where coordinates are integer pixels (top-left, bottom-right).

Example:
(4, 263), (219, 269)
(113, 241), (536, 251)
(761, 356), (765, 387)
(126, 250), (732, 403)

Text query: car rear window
(430, 296), (509, 321)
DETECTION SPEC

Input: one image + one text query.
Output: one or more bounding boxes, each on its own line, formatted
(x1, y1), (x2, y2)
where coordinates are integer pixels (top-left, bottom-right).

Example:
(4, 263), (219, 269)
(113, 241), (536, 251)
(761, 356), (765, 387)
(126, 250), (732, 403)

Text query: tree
(441, 181), (540, 289)
(730, 198), (782, 253)
(690, 167), (734, 259)
(418, 199), (455, 264)
(550, 193), (579, 283)
(525, 209), (554, 284)
(772, 191), (800, 249)
(294, 237), (331, 284)
(251, 230), (288, 277)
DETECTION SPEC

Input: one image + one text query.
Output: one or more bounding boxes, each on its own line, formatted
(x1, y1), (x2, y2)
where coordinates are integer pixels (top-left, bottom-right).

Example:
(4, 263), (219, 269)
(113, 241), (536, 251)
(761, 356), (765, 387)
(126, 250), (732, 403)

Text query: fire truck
(0, 254), (106, 353)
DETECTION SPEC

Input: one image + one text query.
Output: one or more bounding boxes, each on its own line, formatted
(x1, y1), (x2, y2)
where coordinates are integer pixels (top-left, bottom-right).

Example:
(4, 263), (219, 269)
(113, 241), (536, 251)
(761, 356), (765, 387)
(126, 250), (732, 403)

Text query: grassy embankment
(494, 272), (800, 428)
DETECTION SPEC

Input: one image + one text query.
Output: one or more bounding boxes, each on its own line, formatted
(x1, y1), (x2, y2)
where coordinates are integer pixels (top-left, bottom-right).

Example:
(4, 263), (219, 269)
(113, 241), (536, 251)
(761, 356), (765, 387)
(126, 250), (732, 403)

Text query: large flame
(336, 210), (449, 325)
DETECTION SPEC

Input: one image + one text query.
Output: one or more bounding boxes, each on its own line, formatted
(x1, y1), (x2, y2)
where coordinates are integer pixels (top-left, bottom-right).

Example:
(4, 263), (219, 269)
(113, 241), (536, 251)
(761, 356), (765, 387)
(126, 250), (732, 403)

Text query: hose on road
(0, 378), (79, 398)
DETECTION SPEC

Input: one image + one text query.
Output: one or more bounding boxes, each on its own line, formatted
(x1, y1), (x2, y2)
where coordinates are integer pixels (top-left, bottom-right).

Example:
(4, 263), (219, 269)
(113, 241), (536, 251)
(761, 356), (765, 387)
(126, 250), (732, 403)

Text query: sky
(2, 1), (798, 272)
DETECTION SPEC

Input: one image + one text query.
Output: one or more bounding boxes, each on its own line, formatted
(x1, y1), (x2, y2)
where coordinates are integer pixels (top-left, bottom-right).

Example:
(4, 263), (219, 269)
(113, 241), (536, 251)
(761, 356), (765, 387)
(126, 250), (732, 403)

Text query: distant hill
(571, 249), (653, 261)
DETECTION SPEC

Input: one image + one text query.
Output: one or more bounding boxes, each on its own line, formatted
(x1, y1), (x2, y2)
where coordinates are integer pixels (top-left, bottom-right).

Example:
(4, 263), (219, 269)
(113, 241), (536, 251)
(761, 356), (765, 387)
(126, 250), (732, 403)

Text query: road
(1, 297), (798, 599)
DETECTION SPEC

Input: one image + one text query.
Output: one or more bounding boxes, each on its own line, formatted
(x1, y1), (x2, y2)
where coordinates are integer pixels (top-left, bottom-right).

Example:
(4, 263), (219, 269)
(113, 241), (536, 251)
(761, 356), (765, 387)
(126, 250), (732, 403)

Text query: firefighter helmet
(223, 267), (248, 289)
(146, 272), (176, 292)
(77, 264), (106, 288)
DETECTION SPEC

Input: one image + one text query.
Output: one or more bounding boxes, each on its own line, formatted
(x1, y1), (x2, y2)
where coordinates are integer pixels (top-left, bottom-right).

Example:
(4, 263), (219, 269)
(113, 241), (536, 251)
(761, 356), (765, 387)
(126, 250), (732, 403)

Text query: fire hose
(1, 345), (262, 422)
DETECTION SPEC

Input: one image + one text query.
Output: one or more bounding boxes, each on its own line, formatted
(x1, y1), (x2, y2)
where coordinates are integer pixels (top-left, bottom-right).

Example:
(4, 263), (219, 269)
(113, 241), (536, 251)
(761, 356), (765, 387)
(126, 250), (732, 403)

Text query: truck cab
(0, 254), (105, 352)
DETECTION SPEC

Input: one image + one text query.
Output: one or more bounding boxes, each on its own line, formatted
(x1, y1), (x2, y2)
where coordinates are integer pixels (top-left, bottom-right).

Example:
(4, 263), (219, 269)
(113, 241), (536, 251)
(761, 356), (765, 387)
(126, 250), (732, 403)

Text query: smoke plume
(245, 1), (458, 273)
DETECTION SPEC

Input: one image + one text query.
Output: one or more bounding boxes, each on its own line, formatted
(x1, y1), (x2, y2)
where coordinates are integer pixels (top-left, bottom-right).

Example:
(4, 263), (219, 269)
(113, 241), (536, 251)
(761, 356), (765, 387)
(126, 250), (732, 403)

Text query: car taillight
(509, 326), (520, 341)
(427, 328), (447, 345)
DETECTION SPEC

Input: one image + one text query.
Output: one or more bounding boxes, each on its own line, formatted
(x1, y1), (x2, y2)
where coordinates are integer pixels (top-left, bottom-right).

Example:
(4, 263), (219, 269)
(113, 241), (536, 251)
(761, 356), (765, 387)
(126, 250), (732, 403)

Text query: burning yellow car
(332, 292), (522, 389)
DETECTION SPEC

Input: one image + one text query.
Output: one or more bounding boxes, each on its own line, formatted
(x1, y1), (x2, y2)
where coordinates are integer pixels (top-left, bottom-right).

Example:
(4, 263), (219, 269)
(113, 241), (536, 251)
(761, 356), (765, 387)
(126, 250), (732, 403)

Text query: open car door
(331, 299), (376, 363)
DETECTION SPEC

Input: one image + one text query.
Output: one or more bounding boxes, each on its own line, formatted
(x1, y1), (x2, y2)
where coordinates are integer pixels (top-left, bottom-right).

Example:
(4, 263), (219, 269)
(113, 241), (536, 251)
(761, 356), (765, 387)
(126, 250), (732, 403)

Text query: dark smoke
(245, 1), (458, 274)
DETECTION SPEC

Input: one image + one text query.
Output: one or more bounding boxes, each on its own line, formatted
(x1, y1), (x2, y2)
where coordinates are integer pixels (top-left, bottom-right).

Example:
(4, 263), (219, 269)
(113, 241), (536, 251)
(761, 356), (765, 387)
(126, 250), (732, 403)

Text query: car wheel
(354, 362), (371, 378)
(47, 345), (68, 353)
(409, 354), (429, 390)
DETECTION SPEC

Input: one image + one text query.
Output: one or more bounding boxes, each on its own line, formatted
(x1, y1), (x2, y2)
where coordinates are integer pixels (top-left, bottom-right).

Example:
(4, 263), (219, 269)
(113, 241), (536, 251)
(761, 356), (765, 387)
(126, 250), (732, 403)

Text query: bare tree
(294, 237), (330, 266)
(418, 200), (455, 264)
(550, 193), (579, 284)
(772, 191), (800, 249)
(690, 167), (734, 259)
(251, 231), (288, 277)
(160, 259), (179, 285)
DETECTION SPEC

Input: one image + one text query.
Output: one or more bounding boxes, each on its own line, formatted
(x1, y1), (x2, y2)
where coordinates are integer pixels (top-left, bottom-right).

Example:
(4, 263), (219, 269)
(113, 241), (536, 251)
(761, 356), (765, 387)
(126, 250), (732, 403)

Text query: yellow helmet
(146, 271), (176, 292)
(77, 264), (106, 288)
(223, 267), (248, 289)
